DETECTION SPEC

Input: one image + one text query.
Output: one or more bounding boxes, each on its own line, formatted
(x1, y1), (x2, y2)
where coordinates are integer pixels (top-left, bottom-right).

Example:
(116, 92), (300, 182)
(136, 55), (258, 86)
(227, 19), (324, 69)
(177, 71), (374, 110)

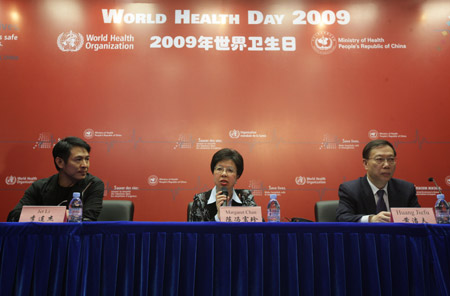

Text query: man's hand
(369, 211), (391, 223)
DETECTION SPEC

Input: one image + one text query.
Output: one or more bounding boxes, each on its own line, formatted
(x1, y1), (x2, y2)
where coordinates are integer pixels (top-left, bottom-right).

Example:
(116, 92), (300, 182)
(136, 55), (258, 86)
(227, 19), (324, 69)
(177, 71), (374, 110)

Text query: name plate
(19, 206), (67, 223)
(390, 207), (436, 224)
(219, 206), (262, 222)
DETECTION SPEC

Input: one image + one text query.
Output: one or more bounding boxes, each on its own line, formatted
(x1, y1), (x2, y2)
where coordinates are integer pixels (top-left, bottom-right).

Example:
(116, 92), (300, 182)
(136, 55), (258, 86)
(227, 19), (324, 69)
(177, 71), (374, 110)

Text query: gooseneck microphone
(221, 187), (229, 206)
(428, 177), (443, 194)
(57, 200), (68, 206)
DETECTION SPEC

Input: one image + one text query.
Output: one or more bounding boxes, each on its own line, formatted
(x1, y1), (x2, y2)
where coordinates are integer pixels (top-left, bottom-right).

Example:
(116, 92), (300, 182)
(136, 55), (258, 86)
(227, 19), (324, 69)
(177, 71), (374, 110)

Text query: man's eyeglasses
(367, 157), (397, 165)
(214, 166), (236, 175)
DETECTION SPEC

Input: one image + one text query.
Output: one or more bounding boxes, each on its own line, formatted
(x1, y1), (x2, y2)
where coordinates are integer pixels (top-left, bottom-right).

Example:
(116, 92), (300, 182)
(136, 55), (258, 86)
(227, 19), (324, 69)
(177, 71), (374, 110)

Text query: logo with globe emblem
(229, 129), (240, 139)
(57, 31), (84, 52)
(5, 175), (17, 185)
(295, 176), (307, 186)
(311, 31), (337, 55)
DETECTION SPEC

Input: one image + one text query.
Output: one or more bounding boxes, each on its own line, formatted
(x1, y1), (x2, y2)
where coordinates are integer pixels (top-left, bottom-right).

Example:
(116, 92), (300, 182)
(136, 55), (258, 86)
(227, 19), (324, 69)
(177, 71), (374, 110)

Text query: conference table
(0, 222), (449, 296)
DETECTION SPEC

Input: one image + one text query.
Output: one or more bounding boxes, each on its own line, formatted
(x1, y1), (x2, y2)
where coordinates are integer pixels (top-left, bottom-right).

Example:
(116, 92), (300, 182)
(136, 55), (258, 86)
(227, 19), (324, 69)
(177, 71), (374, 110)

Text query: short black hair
(210, 148), (244, 178)
(362, 139), (396, 159)
(52, 137), (91, 171)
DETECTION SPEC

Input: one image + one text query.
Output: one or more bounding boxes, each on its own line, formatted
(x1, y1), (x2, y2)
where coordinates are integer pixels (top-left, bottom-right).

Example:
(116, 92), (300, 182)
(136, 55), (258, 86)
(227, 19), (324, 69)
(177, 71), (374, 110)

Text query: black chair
(97, 200), (134, 221)
(314, 200), (339, 222)
(187, 202), (193, 222)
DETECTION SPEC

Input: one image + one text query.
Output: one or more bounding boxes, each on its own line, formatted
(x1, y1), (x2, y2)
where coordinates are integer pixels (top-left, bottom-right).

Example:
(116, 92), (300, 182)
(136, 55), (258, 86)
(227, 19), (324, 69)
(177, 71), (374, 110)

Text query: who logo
(57, 31), (84, 52)
(295, 176), (307, 186)
(5, 175), (17, 185)
(229, 129), (240, 139)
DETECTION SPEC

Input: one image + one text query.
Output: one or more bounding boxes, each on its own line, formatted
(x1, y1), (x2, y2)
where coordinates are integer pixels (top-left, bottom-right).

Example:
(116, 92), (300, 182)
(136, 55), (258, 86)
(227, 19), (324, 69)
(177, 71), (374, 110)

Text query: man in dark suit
(336, 140), (420, 222)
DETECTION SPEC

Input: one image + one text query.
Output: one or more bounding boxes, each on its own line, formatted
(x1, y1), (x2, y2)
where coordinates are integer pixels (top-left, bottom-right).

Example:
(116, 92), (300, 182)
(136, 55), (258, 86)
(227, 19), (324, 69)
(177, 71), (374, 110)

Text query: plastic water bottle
(267, 194), (281, 222)
(435, 194), (449, 224)
(68, 192), (83, 222)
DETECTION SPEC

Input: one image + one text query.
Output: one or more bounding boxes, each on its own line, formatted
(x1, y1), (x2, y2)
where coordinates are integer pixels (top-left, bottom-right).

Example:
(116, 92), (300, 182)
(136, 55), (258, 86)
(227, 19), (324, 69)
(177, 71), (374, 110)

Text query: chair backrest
(97, 200), (134, 221)
(314, 200), (339, 222)
(187, 202), (193, 222)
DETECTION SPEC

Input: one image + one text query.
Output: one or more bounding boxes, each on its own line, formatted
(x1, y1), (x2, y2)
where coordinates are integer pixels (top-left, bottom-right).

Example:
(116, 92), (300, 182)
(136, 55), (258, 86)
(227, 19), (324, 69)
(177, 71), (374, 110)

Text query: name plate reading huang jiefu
(219, 206), (262, 222)
(390, 207), (436, 224)
(19, 206), (67, 223)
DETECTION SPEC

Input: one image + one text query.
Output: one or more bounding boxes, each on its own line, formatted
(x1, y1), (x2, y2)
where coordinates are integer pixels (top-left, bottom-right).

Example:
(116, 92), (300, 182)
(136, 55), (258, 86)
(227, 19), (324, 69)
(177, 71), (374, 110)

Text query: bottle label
(267, 209), (280, 222)
(68, 208), (83, 222)
(435, 209), (450, 224)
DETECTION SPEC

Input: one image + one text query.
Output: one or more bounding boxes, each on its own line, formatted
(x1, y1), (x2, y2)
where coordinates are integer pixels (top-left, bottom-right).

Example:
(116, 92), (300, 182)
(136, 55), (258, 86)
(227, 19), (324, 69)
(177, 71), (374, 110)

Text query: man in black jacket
(336, 139), (420, 223)
(7, 137), (104, 222)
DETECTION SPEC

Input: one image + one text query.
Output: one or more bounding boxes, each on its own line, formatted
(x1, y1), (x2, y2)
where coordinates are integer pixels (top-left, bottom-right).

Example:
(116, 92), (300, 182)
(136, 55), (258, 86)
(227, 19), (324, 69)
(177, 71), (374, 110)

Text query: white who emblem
(229, 129), (240, 139)
(295, 176), (307, 186)
(5, 175), (17, 185)
(57, 31), (84, 52)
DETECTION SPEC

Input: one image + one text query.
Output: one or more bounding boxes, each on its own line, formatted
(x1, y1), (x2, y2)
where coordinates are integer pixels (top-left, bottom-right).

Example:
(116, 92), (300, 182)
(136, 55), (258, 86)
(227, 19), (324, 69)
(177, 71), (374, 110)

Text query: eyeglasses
(367, 157), (397, 165)
(214, 166), (236, 175)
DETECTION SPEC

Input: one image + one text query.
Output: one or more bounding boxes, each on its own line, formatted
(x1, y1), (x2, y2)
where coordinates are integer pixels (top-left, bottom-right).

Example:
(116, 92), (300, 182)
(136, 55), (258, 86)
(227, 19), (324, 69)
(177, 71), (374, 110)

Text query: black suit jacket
(336, 176), (420, 222)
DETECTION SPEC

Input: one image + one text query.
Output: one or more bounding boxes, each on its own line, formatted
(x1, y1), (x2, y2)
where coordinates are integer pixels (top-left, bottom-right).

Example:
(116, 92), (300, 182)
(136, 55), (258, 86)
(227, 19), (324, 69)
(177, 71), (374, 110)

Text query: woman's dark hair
(210, 148), (244, 178)
(52, 137), (91, 170)
(362, 139), (396, 159)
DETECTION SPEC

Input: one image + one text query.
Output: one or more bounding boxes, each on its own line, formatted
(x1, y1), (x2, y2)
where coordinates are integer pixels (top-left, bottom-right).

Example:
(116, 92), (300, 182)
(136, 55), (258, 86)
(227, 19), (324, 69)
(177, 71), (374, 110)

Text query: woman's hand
(216, 190), (229, 219)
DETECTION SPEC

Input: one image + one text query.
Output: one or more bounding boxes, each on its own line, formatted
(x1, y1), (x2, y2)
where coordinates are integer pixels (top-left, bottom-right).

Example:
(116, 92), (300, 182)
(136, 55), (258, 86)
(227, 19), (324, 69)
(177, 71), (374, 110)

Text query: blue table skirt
(0, 222), (449, 296)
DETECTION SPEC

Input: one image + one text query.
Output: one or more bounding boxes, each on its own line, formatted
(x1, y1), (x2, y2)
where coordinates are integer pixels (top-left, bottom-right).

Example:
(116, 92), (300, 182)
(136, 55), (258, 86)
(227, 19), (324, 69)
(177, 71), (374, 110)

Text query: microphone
(221, 187), (229, 206)
(428, 177), (443, 194)
(57, 200), (68, 206)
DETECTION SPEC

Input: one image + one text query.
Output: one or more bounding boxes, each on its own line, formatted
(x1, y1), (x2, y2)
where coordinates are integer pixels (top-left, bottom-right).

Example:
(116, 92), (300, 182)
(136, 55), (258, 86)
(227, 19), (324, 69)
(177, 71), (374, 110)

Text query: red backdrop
(1, 0), (449, 221)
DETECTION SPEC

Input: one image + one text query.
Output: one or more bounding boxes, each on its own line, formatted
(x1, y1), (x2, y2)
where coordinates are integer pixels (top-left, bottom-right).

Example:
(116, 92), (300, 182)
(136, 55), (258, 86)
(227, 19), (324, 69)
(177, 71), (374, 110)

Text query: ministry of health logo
(57, 31), (84, 52)
(368, 129), (379, 140)
(311, 31), (337, 55)
(5, 175), (17, 185)
(84, 128), (94, 139)
(148, 175), (159, 186)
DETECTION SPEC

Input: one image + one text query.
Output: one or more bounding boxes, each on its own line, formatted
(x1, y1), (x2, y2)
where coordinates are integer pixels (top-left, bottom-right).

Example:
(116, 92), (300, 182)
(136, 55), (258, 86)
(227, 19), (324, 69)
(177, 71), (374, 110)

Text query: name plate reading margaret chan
(390, 207), (436, 224)
(19, 206), (67, 223)
(219, 206), (262, 222)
